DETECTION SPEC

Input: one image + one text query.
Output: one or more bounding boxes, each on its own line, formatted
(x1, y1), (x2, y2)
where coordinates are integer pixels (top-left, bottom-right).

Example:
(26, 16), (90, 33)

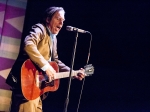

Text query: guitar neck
(54, 70), (79, 79)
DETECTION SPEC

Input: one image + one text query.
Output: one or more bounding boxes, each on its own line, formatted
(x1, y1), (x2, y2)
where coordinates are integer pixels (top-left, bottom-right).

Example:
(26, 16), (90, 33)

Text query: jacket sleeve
(24, 24), (49, 69)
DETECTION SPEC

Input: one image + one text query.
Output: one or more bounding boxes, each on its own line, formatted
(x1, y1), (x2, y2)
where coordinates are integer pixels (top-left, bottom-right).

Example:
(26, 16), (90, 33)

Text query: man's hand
(74, 68), (85, 81)
(45, 66), (56, 82)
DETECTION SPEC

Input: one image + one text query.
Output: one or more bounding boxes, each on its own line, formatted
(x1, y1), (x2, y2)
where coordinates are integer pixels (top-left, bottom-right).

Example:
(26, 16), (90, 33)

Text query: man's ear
(46, 17), (50, 24)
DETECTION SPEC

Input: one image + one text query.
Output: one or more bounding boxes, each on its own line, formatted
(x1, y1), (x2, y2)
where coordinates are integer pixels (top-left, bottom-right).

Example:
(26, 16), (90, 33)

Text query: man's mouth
(56, 26), (61, 30)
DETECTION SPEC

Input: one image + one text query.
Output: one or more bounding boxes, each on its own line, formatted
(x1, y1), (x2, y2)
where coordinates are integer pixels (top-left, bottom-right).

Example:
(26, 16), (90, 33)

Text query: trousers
(10, 92), (42, 112)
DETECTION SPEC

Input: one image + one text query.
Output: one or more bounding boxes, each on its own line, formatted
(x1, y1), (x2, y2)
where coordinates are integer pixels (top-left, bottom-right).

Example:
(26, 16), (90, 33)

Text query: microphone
(66, 26), (90, 33)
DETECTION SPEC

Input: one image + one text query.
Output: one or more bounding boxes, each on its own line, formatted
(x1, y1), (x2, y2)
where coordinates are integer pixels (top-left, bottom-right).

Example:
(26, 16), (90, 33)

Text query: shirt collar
(46, 26), (57, 39)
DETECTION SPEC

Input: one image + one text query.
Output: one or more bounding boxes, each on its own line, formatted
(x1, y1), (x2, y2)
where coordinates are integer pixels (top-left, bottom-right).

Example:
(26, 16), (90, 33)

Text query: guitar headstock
(84, 64), (94, 76)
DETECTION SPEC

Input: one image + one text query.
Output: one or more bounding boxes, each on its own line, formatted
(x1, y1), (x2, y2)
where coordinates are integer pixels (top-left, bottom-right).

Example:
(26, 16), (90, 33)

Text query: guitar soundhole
(40, 80), (54, 89)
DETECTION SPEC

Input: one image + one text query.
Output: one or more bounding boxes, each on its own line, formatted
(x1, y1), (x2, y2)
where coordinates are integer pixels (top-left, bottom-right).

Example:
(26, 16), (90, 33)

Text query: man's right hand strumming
(45, 66), (56, 82)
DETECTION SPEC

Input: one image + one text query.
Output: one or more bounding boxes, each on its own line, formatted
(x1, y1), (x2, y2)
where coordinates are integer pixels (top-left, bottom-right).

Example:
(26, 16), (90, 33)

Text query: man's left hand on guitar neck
(73, 68), (85, 81)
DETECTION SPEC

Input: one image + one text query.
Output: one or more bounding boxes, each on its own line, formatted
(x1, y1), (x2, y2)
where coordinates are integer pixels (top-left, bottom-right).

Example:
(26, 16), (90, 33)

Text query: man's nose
(59, 20), (63, 25)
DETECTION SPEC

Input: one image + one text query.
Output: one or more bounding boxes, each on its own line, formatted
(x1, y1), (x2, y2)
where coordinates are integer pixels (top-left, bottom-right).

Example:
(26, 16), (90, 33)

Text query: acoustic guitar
(21, 59), (94, 100)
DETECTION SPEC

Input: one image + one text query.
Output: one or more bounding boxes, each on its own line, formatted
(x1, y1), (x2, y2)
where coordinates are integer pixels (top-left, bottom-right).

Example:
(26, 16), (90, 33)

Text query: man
(6, 6), (84, 112)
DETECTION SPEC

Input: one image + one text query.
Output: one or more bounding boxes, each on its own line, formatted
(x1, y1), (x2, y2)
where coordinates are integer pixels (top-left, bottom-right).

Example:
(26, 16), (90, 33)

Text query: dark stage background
(22, 1), (150, 112)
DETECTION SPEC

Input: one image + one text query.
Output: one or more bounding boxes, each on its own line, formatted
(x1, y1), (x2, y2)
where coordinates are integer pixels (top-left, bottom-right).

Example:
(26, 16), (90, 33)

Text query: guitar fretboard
(54, 70), (79, 79)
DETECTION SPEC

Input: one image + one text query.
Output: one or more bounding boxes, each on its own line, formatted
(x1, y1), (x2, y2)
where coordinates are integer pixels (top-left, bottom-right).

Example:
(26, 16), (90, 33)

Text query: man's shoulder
(31, 23), (47, 35)
(33, 23), (45, 30)
(32, 23), (47, 34)
(35, 23), (45, 28)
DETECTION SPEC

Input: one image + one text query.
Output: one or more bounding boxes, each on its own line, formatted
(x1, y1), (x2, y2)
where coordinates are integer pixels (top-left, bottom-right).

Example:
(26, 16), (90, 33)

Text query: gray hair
(41, 6), (65, 25)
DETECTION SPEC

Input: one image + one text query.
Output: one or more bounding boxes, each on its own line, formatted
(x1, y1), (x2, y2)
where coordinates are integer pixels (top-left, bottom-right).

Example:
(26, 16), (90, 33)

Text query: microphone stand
(64, 31), (79, 112)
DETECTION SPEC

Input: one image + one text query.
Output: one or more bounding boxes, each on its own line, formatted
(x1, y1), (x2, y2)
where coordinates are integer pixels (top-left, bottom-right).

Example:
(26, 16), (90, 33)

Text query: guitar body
(21, 59), (59, 100)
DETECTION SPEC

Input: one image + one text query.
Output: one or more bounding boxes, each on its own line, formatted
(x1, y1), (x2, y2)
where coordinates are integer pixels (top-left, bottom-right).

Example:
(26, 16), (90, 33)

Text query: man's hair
(41, 6), (65, 25)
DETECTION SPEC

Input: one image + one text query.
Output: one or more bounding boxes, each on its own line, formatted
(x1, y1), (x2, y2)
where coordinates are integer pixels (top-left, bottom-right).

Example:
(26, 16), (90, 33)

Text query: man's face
(47, 10), (65, 34)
